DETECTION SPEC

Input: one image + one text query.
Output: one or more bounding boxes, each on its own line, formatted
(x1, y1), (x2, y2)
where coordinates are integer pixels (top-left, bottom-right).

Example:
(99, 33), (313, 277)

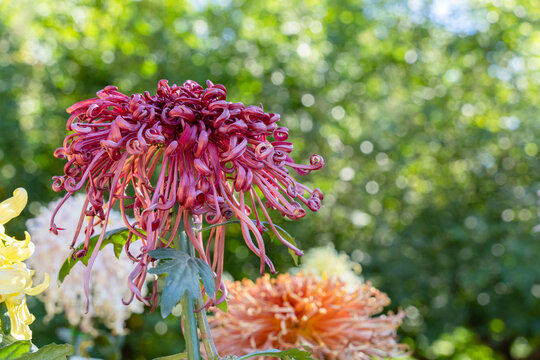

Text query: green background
(1, 0), (539, 358)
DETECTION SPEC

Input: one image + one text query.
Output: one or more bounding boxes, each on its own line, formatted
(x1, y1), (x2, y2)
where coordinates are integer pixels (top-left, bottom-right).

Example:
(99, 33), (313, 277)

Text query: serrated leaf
(0, 340), (32, 359)
(17, 343), (74, 360)
(152, 352), (187, 360)
(58, 227), (131, 283)
(148, 248), (216, 318)
(236, 348), (313, 360)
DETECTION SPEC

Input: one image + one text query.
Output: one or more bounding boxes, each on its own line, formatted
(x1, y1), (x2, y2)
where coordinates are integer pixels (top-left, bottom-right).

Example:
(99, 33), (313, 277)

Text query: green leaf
(17, 343), (74, 360)
(0, 334), (23, 348)
(216, 298), (228, 313)
(148, 248), (216, 318)
(204, 290), (228, 313)
(260, 222), (300, 266)
(0, 302), (11, 335)
(235, 348), (313, 360)
(196, 220), (241, 234)
(152, 352), (187, 360)
(194, 219), (301, 266)
(58, 227), (131, 283)
(0, 340), (32, 359)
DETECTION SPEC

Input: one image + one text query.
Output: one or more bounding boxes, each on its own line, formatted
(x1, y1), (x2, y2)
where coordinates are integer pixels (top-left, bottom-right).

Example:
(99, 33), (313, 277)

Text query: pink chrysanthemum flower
(207, 273), (408, 360)
(51, 80), (323, 307)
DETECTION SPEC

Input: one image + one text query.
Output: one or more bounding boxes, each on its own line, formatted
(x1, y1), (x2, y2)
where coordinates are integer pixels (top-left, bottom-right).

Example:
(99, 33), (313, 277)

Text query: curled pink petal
(52, 79), (324, 308)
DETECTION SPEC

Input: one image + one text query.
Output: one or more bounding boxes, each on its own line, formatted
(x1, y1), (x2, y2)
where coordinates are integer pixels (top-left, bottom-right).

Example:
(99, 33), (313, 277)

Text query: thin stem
(175, 217), (222, 360)
(180, 293), (201, 360)
(196, 297), (220, 360)
(179, 232), (201, 360)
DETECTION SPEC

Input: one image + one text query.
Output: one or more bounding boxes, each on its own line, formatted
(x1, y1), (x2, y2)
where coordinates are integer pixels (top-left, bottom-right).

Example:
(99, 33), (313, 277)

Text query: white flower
(26, 194), (147, 335)
(293, 244), (362, 287)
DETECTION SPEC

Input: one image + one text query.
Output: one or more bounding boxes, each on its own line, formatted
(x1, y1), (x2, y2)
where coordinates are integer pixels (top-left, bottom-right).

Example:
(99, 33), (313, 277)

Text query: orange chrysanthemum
(207, 273), (408, 360)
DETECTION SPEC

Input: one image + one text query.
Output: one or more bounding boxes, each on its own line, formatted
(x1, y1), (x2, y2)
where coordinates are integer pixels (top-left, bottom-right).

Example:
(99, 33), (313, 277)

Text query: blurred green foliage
(1, 0), (540, 358)
(422, 327), (506, 360)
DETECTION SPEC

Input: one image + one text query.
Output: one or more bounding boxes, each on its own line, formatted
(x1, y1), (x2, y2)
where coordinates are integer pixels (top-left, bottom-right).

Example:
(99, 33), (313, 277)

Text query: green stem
(179, 232), (201, 360)
(177, 217), (222, 360)
(180, 293), (201, 360)
(195, 297), (220, 360)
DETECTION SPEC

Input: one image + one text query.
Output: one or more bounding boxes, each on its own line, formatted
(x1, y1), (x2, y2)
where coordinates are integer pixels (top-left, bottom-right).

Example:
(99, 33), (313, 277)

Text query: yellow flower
(0, 188), (49, 340)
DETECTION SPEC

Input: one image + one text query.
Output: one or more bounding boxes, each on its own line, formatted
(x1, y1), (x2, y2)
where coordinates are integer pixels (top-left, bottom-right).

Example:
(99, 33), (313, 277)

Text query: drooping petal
(0, 232), (35, 263)
(0, 188), (28, 226)
(4, 295), (34, 340)
(24, 272), (50, 296)
(0, 265), (29, 295)
(52, 80), (324, 308)
(0, 187), (49, 340)
(26, 194), (147, 335)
